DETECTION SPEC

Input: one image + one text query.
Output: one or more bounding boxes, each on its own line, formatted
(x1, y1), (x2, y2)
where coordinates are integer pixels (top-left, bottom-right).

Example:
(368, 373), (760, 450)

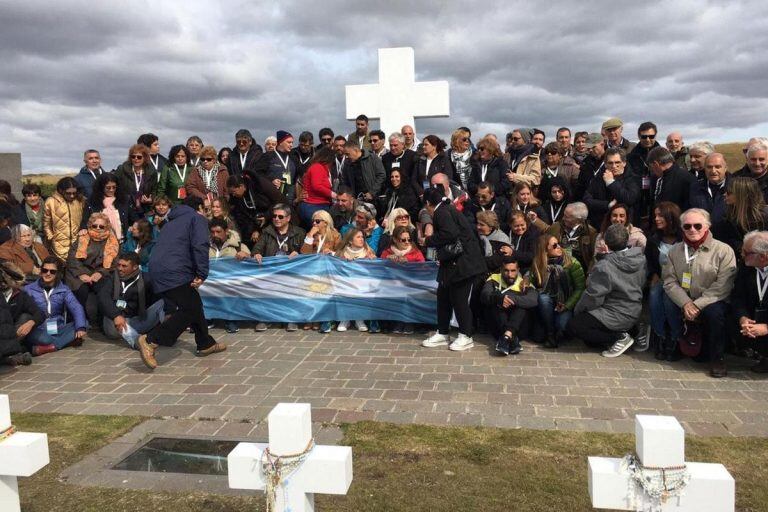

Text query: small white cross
(228, 403), (353, 512)
(0, 395), (50, 512)
(589, 415), (734, 511)
(345, 47), (449, 141)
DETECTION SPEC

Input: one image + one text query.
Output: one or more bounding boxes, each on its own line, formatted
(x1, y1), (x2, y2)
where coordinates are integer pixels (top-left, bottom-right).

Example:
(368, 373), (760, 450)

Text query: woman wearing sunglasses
(24, 256), (87, 356)
(114, 143), (158, 215)
(381, 225), (425, 335)
(186, 145), (230, 203)
(80, 173), (136, 243)
(65, 213), (119, 318)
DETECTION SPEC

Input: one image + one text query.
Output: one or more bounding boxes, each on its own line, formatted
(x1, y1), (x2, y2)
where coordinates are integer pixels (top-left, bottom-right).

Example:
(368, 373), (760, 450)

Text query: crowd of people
(0, 116), (767, 379)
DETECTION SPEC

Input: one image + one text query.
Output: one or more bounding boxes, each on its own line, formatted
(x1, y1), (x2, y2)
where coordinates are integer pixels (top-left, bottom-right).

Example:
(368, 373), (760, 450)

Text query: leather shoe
(2, 352), (32, 366)
(710, 360), (727, 378)
(137, 335), (157, 370)
(32, 344), (56, 357)
(196, 342), (227, 357)
(750, 358), (768, 374)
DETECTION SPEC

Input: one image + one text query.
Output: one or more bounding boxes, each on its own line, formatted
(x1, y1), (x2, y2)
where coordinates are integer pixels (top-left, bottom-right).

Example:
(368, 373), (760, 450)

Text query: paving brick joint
(1, 328), (766, 438)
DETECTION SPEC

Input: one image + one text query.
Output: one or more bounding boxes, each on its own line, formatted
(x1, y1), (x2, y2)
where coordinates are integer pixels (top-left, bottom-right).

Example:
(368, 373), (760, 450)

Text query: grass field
(14, 413), (768, 512)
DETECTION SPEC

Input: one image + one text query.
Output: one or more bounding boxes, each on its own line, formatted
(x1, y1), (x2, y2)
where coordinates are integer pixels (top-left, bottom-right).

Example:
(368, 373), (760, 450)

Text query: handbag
(437, 239), (464, 263)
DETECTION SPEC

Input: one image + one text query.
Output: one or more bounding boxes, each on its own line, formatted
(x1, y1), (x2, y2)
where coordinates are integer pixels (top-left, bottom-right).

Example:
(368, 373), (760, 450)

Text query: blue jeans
(537, 293), (572, 335)
(661, 292), (684, 341)
(103, 300), (165, 349)
(28, 322), (78, 350)
(649, 282), (681, 339)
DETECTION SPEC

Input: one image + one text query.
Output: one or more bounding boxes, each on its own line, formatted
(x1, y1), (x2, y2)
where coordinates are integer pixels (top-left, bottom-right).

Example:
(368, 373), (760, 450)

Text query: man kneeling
(99, 252), (164, 348)
(569, 224), (646, 357)
(480, 256), (538, 356)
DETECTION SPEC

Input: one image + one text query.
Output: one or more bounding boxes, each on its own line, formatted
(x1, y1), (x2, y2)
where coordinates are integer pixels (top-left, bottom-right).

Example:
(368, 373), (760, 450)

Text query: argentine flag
(199, 254), (438, 323)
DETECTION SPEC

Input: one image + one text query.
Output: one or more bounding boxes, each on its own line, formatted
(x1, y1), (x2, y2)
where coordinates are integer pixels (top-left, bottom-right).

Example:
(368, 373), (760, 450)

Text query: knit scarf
(342, 245), (368, 260)
(683, 230), (709, 251)
(541, 256), (572, 305)
(75, 227), (119, 269)
(197, 162), (220, 196)
(389, 244), (412, 257)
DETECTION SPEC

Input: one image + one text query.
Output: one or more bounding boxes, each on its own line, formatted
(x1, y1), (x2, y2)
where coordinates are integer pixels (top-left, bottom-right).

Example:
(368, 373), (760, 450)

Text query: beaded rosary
(256, 437), (315, 512)
(621, 453), (690, 511)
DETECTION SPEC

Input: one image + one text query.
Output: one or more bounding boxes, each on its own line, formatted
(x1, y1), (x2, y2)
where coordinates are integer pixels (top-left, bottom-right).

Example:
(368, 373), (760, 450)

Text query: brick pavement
(1, 328), (767, 437)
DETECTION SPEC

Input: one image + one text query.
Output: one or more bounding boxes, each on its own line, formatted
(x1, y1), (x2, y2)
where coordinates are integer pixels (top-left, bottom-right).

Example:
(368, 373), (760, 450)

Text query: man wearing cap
(602, 117), (636, 153)
(348, 114), (372, 151)
(255, 131), (297, 202)
(342, 140), (386, 202)
(229, 129), (263, 177)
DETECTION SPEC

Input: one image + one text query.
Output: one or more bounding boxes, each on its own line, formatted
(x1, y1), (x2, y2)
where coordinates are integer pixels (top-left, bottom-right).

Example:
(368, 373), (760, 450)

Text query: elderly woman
(264, 136), (277, 152)
(122, 219), (155, 272)
(301, 209), (341, 256)
(0, 225), (50, 280)
(44, 177), (85, 262)
(65, 212), (119, 319)
(447, 127), (473, 190)
(662, 208), (737, 377)
(24, 256), (87, 356)
(594, 203), (647, 255)
(378, 207), (419, 257)
(476, 210), (512, 273)
(115, 143), (157, 214)
(186, 145), (230, 202)
(186, 135), (204, 166)
(688, 141), (715, 182)
(470, 136), (509, 195)
(18, 183), (45, 241)
(504, 211), (539, 273)
(81, 173), (136, 242)
(157, 145), (193, 204)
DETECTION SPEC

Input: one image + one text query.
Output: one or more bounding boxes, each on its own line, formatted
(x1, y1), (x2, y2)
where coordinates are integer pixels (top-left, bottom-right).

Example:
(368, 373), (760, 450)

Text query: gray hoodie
(574, 246), (646, 331)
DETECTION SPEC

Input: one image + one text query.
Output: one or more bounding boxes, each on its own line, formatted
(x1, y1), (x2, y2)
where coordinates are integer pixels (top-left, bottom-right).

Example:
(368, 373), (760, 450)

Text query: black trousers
(437, 277), (474, 336)
(569, 312), (622, 348)
(147, 284), (214, 351)
(487, 307), (528, 338)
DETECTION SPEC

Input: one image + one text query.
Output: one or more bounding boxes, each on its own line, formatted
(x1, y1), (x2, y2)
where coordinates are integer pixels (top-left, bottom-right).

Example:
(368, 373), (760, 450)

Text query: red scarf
(683, 230), (709, 251)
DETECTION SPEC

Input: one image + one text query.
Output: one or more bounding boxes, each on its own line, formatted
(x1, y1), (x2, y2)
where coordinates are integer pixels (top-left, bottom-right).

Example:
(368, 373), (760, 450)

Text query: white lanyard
(202, 168), (216, 190)
(684, 244), (697, 266)
(239, 152), (247, 170)
(567, 226), (580, 242)
(88, 169), (98, 181)
(243, 190), (256, 210)
(214, 245), (221, 259)
(174, 164), (188, 183)
(43, 288), (54, 315)
(514, 235), (522, 251)
(316, 235), (326, 254)
(481, 163), (488, 182)
(275, 151), (290, 171)
(276, 233), (289, 252)
(593, 162), (604, 177)
(149, 155), (159, 171)
(190, 156), (200, 167)
(336, 157), (345, 174)
(121, 276), (140, 296)
(299, 154), (311, 165)
(133, 171), (143, 192)
(359, 138), (364, 149)
(134, 243), (142, 254)
(546, 167), (558, 177)
(550, 203), (564, 222)
(757, 269), (768, 303)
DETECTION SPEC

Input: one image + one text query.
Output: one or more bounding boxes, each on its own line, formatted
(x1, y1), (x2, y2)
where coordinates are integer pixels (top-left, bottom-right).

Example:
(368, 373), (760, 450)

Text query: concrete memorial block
(228, 403), (353, 512)
(588, 414), (734, 511)
(0, 394), (50, 512)
(345, 47), (449, 141)
(0, 154), (22, 197)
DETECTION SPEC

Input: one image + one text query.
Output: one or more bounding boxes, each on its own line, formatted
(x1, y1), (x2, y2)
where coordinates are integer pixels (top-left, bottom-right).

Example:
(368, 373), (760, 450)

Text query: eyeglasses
(370, 139), (380, 144)
(321, 138), (332, 143)
(130, 155), (144, 160)
(40, 268), (57, 275)
(682, 223), (703, 231)
(312, 218), (324, 224)
(274, 214), (287, 220)
(461, 137), (469, 142)
(399, 238), (411, 243)
(395, 215), (409, 220)
(200, 157), (214, 162)
(91, 224), (107, 230)
(639, 134), (656, 140)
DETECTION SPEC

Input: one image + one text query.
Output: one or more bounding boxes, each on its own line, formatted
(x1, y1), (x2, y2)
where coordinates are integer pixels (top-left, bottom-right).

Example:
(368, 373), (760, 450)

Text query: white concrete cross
(589, 415), (734, 511)
(228, 403), (353, 512)
(345, 47), (449, 141)
(0, 394), (50, 512)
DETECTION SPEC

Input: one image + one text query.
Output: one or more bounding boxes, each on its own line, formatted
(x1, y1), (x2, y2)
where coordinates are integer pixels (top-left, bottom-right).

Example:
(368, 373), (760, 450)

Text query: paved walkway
(1, 327), (766, 437)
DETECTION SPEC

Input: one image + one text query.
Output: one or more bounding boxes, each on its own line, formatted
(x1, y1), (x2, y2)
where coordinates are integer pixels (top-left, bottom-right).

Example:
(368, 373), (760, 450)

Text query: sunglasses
(639, 134), (656, 140)
(130, 155), (144, 160)
(274, 214), (287, 220)
(200, 157), (214, 162)
(91, 224), (106, 230)
(40, 268), (57, 275)
(321, 138), (332, 143)
(312, 218), (324, 224)
(395, 215), (409, 220)
(549, 242), (560, 249)
(236, 139), (250, 144)
(399, 238), (411, 243)
(461, 137), (469, 142)
(683, 223), (703, 231)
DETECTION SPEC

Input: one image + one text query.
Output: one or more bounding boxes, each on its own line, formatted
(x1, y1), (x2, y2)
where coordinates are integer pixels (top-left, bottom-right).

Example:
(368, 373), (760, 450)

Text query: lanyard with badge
(175, 164), (188, 199)
(44, 288), (58, 335)
(149, 155), (160, 172)
(316, 234), (326, 254)
(276, 233), (289, 255)
(276, 151), (292, 186)
(392, 153), (402, 169)
(756, 268), (768, 323)
(550, 203), (564, 223)
(681, 244), (696, 291)
(116, 276), (140, 309)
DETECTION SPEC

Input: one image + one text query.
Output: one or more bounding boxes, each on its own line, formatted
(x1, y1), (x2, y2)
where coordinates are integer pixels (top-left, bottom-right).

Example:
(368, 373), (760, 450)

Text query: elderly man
(74, 149), (105, 199)
(340, 202), (383, 253)
(666, 132), (690, 171)
(569, 224), (646, 357)
(662, 208), (736, 377)
(733, 231), (768, 373)
(348, 114), (372, 151)
(689, 153), (729, 225)
(229, 129), (263, 177)
(342, 141), (386, 202)
(583, 147), (641, 229)
(734, 140), (768, 203)
(401, 125), (420, 152)
(602, 117), (636, 152)
(430, 172), (469, 213)
(382, 132), (417, 184)
(649, 146), (695, 212)
(546, 201), (597, 271)
(688, 141), (715, 182)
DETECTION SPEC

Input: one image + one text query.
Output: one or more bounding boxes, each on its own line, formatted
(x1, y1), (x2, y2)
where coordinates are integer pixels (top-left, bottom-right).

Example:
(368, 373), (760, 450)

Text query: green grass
(12, 413), (768, 511)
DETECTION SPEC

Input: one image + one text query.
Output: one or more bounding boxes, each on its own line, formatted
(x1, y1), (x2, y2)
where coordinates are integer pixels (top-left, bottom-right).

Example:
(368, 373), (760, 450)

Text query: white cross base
(0, 395), (50, 512)
(588, 415), (734, 511)
(228, 403), (353, 512)
(345, 47), (449, 141)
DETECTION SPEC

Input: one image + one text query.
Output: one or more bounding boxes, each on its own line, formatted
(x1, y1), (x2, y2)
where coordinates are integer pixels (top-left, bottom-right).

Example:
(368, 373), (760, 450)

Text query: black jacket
(426, 201), (487, 285)
(651, 163), (696, 212)
(574, 154), (603, 202)
(379, 183), (420, 222)
(689, 178), (728, 226)
(0, 295), (22, 357)
(98, 271), (156, 320)
(229, 145), (264, 177)
(382, 149), (417, 185)
(504, 225), (540, 272)
(463, 196), (511, 228)
(732, 264), (768, 322)
(413, 153), (453, 195)
(644, 232), (681, 279)
(468, 157), (509, 195)
(734, 165), (768, 204)
(583, 167), (641, 229)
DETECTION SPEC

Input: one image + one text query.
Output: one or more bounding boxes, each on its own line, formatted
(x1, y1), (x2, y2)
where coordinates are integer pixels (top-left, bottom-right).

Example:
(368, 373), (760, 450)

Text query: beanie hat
(276, 130), (292, 145)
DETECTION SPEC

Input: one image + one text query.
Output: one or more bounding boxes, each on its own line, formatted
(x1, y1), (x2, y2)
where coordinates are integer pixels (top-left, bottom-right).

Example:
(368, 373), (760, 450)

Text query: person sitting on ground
(504, 211), (539, 273)
(0, 261), (44, 368)
(208, 218), (250, 334)
(65, 212), (119, 322)
(209, 197), (239, 235)
(301, 209), (341, 256)
(340, 202), (383, 254)
(732, 231), (768, 374)
(24, 256), (87, 356)
(0, 224), (50, 281)
(546, 201), (597, 271)
(336, 227), (377, 333)
(481, 256), (538, 356)
(18, 183), (45, 242)
(381, 225), (425, 335)
(594, 203), (647, 255)
(529, 233), (585, 348)
(378, 208), (419, 257)
(569, 224), (646, 358)
(80, 173), (136, 243)
(662, 208), (736, 378)
(122, 219), (156, 273)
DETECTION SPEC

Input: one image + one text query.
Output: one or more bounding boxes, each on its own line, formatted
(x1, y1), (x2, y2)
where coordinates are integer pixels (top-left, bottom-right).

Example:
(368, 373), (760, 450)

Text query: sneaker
(368, 320), (380, 333)
(634, 322), (650, 352)
(355, 320), (368, 332)
(207, 321), (215, 330)
(255, 322), (268, 332)
(196, 342), (227, 357)
(337, 321), (349, 332)
(601, 333), (635, 358)
(2, 352), (32, 367)
(225, 322), (239, 334)
(449, 333), (474, 351)
(286, 323), (298, 332)
(402, 325), (414, 335)
(391, 325), (403, 335)
(421, 332), (450, 348)
(495, 336), (511, 356)
(137, 335), (158, 370)
(319, 322), (332, 333)
(509, 336), (522, 355)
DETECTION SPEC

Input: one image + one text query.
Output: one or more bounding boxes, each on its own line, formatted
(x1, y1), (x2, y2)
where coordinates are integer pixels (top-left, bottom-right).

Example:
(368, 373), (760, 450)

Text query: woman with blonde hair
(300, 209), (340, 255)
(447, 127), (473, 190)
(378, 207), (419, 256)
(44, 177), (85, 262)
(469, 135), (508, 195)
(186, 145), (230, 202)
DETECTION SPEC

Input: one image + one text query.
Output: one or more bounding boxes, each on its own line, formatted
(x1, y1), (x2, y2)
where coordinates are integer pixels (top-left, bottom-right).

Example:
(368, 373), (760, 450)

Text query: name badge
(177, 188), (187, 200)
(46, 319), (58, 335)
(116, 299), (127, 309)
(681, 272), (692, 290)
(642, 176), (651, 190)
(392, 161), (400, 169)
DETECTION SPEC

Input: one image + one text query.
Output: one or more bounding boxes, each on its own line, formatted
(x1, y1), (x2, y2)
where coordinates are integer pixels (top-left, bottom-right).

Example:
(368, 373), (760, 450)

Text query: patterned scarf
(75, 226), (120, 270)
(24, 203), (44, 234)
(451, 150), (473, 189)
(196, 162), (220, 196)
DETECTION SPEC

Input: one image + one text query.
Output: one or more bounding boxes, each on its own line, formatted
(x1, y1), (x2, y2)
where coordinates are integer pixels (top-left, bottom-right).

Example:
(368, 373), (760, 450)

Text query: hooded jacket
(149, 205), (210, 293)
(574, 246), (646, 331)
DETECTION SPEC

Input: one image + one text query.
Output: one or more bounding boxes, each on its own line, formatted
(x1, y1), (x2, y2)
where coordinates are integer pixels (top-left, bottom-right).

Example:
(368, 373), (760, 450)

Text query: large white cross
(589, 415), (734, 511)
(0, 395), (50, 512)
(345, 47), (449, 141)
(228, 403), (353, 512)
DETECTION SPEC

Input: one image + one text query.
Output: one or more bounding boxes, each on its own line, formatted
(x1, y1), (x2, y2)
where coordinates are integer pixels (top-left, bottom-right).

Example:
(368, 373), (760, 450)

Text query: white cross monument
(589, 415), (734, 511)
(228, 403), (353, 512)
(345, 47), (449, 140)
(0, 394), (50, 512)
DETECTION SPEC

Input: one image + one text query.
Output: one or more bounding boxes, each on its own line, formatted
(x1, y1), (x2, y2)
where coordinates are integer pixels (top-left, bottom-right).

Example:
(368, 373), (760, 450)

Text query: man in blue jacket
(137, 197), (225, 369)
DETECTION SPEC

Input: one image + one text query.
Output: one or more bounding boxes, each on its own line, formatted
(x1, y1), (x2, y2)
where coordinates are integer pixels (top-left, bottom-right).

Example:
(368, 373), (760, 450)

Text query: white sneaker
(602, 333), (635, 358)
(337, 321), (349, 332)
(449, 333), (475, 351)
(255, 322), (268, 332)
(355, 320), (368, 332)
(286, 323), (298, 332)
(421, 332), (450, 348)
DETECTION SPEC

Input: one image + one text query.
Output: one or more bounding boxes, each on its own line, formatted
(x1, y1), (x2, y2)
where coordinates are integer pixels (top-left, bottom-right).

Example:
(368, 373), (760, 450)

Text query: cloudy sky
(2, 0), (767, 174)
